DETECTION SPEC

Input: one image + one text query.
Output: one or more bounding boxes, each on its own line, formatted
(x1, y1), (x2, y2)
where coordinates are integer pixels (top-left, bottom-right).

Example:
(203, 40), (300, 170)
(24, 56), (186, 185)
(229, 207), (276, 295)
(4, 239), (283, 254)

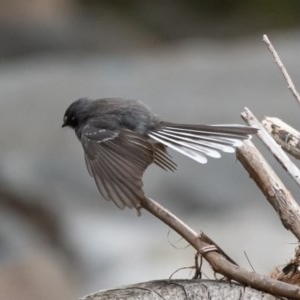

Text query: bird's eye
(71, 116), (75, 121)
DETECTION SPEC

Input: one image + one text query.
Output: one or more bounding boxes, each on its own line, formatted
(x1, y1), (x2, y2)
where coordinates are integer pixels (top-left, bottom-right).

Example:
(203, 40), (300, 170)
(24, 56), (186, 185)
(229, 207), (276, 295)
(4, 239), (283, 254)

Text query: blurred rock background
(1, 1), (300, 299)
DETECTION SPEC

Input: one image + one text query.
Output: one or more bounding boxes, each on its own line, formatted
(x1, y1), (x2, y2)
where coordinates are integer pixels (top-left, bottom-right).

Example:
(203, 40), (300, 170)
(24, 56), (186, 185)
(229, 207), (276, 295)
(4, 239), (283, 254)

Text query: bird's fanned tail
(148, 123), (257, 164)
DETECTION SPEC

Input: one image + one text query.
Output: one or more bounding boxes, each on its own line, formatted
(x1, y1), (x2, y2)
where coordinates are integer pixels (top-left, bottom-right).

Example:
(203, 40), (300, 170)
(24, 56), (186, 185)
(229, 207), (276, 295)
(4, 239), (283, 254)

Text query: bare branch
(241, 107), (300, 188)
(263, 117), (300, 160)
(262, 34), (300, 106)
(236, 139), (300, 240)
(139, 197), (300, 299)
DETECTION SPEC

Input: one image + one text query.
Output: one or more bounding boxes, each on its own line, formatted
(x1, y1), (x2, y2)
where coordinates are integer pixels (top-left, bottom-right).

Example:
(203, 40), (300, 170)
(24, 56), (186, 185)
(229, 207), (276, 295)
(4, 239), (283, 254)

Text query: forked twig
(241, 107), (300, 188)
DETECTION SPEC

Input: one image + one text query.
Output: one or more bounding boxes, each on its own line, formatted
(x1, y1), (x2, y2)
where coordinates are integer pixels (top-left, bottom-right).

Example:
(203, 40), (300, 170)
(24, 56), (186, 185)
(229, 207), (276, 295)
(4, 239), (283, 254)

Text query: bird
(62, 98), (257, 210)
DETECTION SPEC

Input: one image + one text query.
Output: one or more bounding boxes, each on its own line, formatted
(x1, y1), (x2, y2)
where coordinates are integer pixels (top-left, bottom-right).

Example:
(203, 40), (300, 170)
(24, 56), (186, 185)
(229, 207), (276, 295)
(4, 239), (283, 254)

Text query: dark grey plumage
(62, 97), (257, 209)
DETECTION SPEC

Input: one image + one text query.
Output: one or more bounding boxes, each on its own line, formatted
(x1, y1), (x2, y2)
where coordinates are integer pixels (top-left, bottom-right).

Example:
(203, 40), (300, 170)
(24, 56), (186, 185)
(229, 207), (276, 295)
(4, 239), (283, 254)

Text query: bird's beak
(62, 122), (67, 128)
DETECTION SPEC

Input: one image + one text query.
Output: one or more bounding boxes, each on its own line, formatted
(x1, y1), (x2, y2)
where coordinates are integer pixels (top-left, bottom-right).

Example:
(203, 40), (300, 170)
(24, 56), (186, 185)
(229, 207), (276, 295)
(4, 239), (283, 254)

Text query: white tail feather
(148, 132), (208, 164)
(151, 131), (221, 157)
(158, 130), (236, 153)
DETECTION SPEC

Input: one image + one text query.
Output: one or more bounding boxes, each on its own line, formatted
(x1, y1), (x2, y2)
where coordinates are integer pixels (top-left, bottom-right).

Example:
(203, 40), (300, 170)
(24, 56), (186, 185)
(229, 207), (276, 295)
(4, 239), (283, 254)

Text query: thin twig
(241, 107), (300, 188)
(140, 197), (300, 299)
(244, 251), (256, 272)
(262, 34), (300, 106)
(168, 266), (195, 280)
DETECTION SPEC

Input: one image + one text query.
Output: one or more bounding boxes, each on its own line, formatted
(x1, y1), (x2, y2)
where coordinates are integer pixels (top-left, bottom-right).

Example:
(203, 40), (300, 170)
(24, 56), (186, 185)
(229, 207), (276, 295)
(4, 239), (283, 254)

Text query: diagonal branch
(140, 197), (300, 299)
(263, 34), (300, 106)
(236, 139), (300, 241)
(241, 107), (300, 188)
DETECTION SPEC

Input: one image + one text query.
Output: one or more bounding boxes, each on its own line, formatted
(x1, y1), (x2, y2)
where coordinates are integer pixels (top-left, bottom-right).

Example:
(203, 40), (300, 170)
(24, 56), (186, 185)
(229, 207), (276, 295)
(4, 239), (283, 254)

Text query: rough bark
(80, 279), (280, 300)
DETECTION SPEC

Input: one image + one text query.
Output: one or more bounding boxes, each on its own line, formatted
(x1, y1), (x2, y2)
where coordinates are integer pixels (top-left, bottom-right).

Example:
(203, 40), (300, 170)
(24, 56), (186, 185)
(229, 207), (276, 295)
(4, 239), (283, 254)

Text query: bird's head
(62, 98), (92, 129)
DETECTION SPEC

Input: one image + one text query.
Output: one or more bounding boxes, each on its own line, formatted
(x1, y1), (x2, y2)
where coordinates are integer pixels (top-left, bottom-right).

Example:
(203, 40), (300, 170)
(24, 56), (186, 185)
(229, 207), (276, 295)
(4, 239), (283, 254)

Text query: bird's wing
(81, 126), (164, 209)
